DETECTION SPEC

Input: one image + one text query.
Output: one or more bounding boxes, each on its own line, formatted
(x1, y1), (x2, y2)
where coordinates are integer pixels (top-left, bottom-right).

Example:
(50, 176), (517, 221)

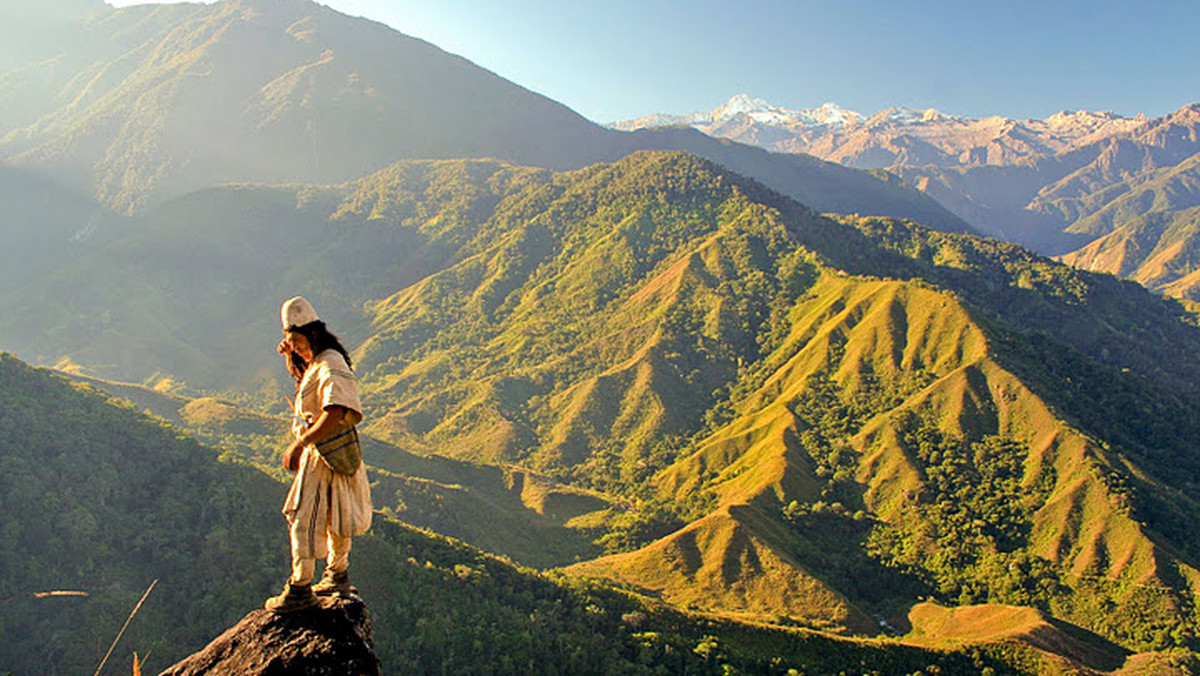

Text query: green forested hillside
(1058, 183), (1200, 300)
(61, 370), (614, 569)
(0, 352), (1047, 676)
(0, 161), (565, 391)
(0, 152), (959, 393)
(6, 149), (1200, 672)
(0, 352), (286, 674)
(316, 152), (1200, 659)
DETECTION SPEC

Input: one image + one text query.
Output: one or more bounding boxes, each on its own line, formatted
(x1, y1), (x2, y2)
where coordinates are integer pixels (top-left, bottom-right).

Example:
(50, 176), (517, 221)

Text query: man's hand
(282, 406), (348, 473)
(282, 438), (305, 472)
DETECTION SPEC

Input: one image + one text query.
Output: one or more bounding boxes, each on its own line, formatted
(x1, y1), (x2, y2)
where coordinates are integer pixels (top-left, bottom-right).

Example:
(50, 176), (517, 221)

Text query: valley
(2, 1), (1200, 674)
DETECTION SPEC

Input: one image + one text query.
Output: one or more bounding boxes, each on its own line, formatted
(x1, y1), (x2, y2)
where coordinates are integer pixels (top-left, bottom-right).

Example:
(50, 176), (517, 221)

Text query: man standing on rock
(266, 296), (373, 613)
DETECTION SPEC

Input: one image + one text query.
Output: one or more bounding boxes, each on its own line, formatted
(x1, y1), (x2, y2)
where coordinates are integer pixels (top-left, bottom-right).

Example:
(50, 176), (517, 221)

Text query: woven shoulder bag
(314, 423), (363, 475)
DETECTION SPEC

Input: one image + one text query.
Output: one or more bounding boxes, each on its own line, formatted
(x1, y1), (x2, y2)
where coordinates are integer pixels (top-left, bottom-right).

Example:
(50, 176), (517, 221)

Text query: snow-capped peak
(809, 102), (859, 126)
(713, 94), (775, 118)
(710, 95), (865, 128)
(609, 95), (1156, 172)
(864, 106), (960, 126)
(608, 95), (865, 132)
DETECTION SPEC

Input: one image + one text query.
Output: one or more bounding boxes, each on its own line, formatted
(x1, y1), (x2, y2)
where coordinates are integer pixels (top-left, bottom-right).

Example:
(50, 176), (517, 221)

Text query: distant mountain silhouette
(0, 0), (106, 71)
(0, 163), (119, 289)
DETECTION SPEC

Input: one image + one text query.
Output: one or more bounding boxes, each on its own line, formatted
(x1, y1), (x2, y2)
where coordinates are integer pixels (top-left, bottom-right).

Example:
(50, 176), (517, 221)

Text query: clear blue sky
(108, 0), (1200, 123)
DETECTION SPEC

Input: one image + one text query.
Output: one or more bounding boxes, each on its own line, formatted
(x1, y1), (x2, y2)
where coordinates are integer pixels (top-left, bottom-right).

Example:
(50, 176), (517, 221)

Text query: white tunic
(282, 349), (372, 558)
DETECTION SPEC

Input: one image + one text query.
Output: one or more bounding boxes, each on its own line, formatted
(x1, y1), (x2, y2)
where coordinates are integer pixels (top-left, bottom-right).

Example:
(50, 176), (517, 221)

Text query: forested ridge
(329, 152), (1200, 659)
(0, 353), (284, 674)
(0, 352), (1054, 675)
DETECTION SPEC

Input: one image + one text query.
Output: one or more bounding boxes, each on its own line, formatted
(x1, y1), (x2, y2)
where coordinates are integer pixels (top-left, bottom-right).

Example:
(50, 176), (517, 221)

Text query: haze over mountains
(900, 103), (1200, 297)
(0, 0), (964, 390)
(5, 1), (1200, 674)
(0, 0), (964, 234)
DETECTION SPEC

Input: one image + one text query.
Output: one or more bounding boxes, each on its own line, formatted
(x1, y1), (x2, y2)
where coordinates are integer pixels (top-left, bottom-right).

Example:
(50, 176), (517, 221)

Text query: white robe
(282, 349), (372, 559)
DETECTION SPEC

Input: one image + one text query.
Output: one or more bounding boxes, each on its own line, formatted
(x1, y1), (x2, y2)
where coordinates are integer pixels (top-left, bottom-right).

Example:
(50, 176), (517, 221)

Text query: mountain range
(0, 0), (965, 236)
(612, 94), (1147, 171)
(619, 96), (1200, 300)
(15, 148), (1200, 670)
(344, 152), (1200, 653)
(4, 1), (1200, 674)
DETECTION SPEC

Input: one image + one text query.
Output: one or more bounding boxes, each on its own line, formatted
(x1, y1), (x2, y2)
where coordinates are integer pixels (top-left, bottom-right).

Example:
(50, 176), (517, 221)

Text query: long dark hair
(284, 320), (354, 383)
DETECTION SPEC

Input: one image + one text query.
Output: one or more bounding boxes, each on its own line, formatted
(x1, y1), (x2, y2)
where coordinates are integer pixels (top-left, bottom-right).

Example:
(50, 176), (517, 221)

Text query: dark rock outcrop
(159, 594), (380, 675)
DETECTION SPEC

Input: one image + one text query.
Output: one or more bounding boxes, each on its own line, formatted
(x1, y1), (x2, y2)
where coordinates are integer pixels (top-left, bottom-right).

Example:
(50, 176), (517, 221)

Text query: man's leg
(327, 531), (352, 573)
(290, 555), (317, 586)
(266, 518), (320, 612)
(313, 531), (354, 595)
(289, 515), (321, 584)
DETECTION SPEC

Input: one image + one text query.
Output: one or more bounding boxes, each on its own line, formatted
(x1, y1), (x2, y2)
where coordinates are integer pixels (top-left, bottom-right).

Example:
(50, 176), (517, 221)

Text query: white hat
(281, 296), (320, 330)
